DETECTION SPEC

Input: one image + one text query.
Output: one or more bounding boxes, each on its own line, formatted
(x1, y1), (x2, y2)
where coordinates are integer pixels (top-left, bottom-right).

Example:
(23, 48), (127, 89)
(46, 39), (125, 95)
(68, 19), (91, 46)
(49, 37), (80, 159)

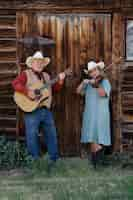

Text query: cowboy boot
(91, 152), (97, 169)
(97, 148), (109, 166)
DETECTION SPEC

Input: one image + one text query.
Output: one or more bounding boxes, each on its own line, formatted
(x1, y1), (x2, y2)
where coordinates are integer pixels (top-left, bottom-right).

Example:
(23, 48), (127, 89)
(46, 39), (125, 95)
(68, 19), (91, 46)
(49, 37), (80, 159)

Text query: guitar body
(14, 81), (50, 112)
(14, 67), (72, 112)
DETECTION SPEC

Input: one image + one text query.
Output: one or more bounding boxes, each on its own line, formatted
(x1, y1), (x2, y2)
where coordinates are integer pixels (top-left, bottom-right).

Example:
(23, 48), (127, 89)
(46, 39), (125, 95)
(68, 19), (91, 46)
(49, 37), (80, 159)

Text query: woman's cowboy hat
(26, 51), (50, 68)
(84, 61), (105, 74)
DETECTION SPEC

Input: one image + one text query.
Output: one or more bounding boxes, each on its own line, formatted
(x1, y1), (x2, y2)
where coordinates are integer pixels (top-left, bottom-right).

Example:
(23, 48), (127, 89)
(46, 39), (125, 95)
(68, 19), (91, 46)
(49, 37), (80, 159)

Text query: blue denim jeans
(24, 108), (59, 161)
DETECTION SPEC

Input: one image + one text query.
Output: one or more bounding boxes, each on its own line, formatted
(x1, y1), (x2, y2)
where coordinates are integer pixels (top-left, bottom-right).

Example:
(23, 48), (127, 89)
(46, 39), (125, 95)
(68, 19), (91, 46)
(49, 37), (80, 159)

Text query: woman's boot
(91, 152), (97, 169)
(97, 148), (109, 166)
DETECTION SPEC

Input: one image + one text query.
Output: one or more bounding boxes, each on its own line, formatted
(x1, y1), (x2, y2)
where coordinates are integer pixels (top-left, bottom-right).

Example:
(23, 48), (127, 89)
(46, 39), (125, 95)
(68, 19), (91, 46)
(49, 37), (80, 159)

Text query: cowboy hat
(26, 51), (50, 68)
(84, 61), (105, 74)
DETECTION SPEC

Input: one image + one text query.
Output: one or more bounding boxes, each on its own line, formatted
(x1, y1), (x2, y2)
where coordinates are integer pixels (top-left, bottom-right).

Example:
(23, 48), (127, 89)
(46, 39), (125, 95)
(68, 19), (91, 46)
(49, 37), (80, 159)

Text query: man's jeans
(24, 108), (59, 161)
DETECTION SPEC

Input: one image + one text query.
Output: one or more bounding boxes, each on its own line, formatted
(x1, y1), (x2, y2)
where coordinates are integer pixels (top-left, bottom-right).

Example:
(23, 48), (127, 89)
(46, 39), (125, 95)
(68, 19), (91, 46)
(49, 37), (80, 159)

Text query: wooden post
(112, 13), (124, 152)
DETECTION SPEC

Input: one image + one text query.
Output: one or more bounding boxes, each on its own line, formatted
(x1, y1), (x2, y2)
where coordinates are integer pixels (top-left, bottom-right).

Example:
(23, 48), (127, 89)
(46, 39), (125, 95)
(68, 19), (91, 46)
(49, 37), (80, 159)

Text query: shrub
(0, 136), (33, 169)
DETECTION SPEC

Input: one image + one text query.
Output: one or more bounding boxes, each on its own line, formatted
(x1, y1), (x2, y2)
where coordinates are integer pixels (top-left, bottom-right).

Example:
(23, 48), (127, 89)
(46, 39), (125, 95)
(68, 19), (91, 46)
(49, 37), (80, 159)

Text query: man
(12, 51), (66, 166)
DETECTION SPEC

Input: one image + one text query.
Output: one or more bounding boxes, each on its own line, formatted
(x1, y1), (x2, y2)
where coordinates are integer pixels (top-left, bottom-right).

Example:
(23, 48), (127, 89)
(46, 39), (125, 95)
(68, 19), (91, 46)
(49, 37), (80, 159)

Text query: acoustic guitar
(14, 68), (72, 112)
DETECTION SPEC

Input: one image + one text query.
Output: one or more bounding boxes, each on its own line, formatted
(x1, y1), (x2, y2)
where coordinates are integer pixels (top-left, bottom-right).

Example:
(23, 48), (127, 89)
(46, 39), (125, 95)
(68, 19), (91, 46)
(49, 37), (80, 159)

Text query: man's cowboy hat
(26, 51), (50, 68)
(84, 61), (105, 74)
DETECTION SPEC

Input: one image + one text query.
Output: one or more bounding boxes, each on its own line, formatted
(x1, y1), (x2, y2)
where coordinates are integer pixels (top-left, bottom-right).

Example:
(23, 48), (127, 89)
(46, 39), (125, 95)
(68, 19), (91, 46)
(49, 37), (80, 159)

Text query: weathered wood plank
(80, 16), (88, 66)
(91, 17), (97, 61)
(0, 0), (133, 11)
(104, 15), (112, 64)
(67, 18), (74, 70)
(103, 0), (121, 9)
(55, 16), (64, 73)
(0, 63), (16, 71)
(0, 40), (16, 52)
(112, 13), (124, 151)
(73, 16), (80, 74)
(121, 0), (133, 7)
(0, 27), (16, 38)
(0, 127), (17, 133)
(0, 15), (16, 28)
(87, 17), (94, 61)
(0, 0), (103, 10)
(0, 51), (16, 62)
(95, 16), (103, 61)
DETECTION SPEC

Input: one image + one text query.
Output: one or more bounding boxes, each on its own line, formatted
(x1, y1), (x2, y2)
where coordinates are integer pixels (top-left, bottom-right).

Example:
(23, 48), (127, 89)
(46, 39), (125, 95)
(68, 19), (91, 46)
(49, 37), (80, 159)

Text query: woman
(77, 61), (111, 168)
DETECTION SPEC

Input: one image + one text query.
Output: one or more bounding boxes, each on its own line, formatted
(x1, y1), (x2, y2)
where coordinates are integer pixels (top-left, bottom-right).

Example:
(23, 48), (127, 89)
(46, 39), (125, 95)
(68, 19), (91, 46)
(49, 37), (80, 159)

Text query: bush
(0, 136), (33, 169)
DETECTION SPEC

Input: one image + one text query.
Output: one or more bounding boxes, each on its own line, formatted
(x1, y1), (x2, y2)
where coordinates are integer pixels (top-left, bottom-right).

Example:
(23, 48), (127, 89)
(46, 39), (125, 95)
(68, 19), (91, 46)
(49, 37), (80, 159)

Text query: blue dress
(81, 79), (111, 146)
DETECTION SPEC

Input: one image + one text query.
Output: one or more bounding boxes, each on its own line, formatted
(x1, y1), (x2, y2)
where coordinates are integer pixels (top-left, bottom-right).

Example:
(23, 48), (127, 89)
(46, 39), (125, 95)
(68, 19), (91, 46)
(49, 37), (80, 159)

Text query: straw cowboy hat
(26, 51), (50, 68)
(84, 61), (105, 74)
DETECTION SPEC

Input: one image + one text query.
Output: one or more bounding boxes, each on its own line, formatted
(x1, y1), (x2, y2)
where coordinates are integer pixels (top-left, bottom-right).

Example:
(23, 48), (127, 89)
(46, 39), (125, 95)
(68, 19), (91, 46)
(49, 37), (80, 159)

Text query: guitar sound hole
(34, 89), (41, 95)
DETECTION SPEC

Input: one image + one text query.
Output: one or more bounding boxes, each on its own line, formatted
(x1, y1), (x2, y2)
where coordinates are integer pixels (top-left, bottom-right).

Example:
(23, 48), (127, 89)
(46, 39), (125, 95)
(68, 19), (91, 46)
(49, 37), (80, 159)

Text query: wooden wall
(0, 0), (133, 11)
(16, 12), (112, 155)
(0, 13), (18, 135)
(0, 0), (133, 155)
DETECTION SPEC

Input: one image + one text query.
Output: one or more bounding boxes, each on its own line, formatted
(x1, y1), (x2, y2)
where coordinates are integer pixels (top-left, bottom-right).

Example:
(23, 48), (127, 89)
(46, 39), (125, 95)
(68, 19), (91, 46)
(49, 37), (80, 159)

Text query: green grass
(0, 157), (133, 200)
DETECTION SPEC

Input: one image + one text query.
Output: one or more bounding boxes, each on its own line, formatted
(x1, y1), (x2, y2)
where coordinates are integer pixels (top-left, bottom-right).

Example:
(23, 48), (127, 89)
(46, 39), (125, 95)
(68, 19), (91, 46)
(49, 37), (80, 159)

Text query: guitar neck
(40, 76), (59, 91)
(39, 67), (71, 91)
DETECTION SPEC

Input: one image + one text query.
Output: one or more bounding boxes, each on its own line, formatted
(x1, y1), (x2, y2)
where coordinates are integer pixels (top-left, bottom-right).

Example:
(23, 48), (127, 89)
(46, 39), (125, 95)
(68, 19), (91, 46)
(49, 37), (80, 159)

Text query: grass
(0, 156), (133, 200)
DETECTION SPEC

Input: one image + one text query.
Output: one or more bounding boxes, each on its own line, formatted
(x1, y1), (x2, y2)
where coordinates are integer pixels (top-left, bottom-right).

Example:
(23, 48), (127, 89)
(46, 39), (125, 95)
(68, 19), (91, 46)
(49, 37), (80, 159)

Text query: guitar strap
(31, 69), (46, 83)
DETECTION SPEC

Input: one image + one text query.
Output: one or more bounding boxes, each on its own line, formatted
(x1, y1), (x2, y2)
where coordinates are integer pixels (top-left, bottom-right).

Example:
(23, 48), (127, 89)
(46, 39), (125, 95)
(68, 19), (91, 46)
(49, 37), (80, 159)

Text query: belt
(39, 105), (48, 110)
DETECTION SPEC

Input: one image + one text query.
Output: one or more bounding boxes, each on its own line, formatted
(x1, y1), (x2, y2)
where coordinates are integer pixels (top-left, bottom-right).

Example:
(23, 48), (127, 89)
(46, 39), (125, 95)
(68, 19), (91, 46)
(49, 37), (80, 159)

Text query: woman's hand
(83, 79), (96, 85)
(83, 79), (90, 84)
(76, 80), (88, 94)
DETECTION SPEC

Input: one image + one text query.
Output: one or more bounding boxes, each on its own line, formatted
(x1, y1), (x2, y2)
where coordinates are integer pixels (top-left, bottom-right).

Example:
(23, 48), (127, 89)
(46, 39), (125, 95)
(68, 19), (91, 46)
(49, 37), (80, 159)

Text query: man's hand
(58, 72), (66, 80)
(27, 89), (36, 100)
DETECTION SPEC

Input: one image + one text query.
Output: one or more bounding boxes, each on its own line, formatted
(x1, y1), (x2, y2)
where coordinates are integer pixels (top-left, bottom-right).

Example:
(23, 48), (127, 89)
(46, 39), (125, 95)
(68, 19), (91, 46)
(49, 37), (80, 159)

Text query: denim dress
(81, 79), (111, 146)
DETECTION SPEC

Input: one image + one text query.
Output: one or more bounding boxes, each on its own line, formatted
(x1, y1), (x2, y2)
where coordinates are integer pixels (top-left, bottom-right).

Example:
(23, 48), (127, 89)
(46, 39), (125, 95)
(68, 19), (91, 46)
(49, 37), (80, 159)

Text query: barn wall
(16, 12), (112, 155)
(0, 12), (18, 135)
(0, 0), (133, 155)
